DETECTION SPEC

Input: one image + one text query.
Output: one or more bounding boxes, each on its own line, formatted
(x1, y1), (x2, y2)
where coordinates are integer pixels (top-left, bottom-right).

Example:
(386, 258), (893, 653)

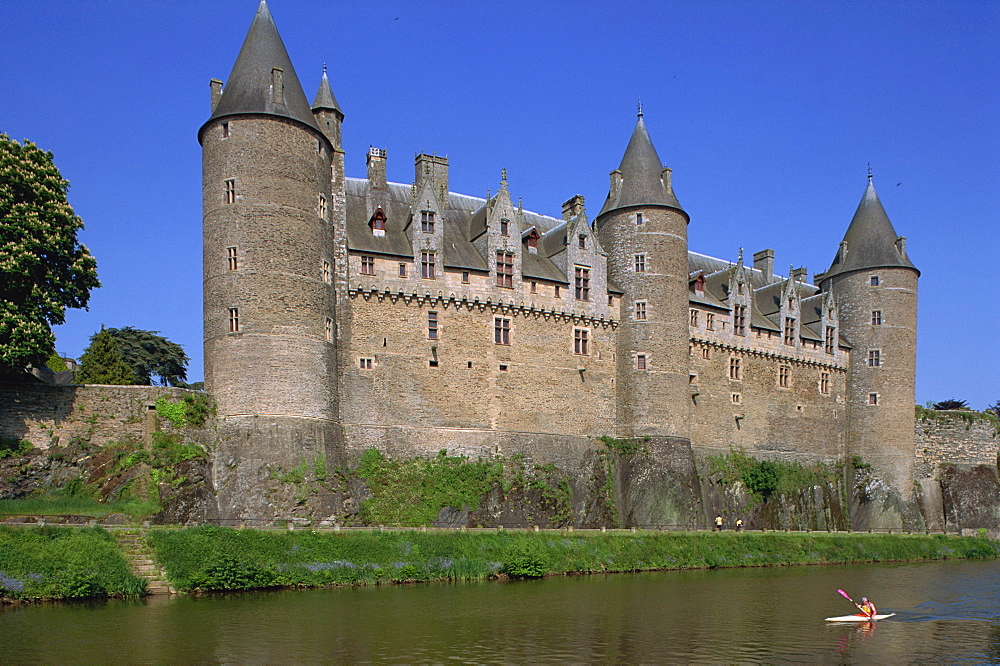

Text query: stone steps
(115, 529), (175, 595)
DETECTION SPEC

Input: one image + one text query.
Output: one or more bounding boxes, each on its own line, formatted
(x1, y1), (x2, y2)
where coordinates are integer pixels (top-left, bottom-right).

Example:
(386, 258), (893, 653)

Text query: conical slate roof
(824, 178), (918, 279)
(207, 1), (319, 132)
(312, 68), (342, 113)
(598, 114), (684, 217)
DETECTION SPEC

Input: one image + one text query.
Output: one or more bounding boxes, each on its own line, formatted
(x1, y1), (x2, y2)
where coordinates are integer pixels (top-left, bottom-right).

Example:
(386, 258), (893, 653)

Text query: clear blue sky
(5, 1), (998, 410)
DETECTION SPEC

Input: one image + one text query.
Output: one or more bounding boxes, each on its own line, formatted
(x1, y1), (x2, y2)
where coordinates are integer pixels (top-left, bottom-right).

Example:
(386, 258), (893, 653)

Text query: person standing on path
(715, 514), (724, 531)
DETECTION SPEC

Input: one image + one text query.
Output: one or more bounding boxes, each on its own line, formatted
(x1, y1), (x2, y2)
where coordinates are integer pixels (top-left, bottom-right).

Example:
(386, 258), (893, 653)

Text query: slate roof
(598, 115), (684, 217)
(823, 178), (918, 280)
(205, 1), (320, 134)
(344, 179), (568, 282)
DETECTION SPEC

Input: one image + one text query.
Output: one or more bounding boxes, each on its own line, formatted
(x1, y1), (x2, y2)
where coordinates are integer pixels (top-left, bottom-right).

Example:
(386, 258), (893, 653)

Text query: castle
(201, 2), (919, 522)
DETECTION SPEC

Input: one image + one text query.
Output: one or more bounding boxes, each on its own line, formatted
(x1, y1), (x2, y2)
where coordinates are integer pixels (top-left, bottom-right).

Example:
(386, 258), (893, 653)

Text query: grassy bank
(147, 527), (1000, 592)
(0, 526), (146, 601)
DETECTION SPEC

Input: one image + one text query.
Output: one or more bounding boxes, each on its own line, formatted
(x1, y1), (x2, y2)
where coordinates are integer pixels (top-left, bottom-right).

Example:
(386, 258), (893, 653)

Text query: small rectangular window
(318, 194), (327, 219)
(228, 308), (239, 333)
(574, 328), (589, 355)
(870, 275), (880, 286)
(428, 311), (438, 340)
(322, 260), (331, 284)
(871, 310), (882, 325)
(421, 210), (435, 233)
(636, 212), (643, 225)
(421, 251), (436, 279)
(360, 255), (375, 275)
(574, 266), (590, 301)
(554, 285), (561, 298)
(636, 354), (646, 370)
(578, 234), (586, 249)
(820, 372), (830, 394)
(778, 365), (790, 388)
(461, 271), (470, 284)
(500, 219), (510, 235)
(824, 326), (835, 354)
(398, 263), (407, 277)
(731, 392), (742, 405)
(701, 347), (710, 360)
(608, 295), (615, 306)
(494, 317), (510, 345)
(868, 349), (881, 367)
(222, 122), (230, 138)
(360, 357), (373, 370)
(868, 392), (879, 405)
(325, 317), (333, 342)
(706, 312), (714, 330)
(530, 281), (537, 294)
(690, 309), (699, 327)
(227, 246), (237, 271)
(634, 254), (646, 272)
(224, 179), (236, 204)
(729, 357), (741, 381)
(635, 301), (646, 320)
(496, 252), (514, 288)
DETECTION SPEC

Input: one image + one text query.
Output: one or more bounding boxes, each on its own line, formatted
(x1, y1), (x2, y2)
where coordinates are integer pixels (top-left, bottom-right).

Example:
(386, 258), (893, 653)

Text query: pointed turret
(312, 65), (344, 149)
(598, 112), (684, 217)
(203, 1), (320, 135)
(312, 66), (342, 114)
(823, 177), (918, 280)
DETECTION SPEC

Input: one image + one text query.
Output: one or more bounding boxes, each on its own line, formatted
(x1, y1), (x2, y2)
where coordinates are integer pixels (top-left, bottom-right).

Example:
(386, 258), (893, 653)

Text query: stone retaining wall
(915, 411), (999, 478)
(0, 382), (194, 450)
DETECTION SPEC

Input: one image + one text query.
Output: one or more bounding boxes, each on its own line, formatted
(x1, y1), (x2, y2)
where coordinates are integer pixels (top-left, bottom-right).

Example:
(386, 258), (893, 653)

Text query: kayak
(825, 613), (896, 622)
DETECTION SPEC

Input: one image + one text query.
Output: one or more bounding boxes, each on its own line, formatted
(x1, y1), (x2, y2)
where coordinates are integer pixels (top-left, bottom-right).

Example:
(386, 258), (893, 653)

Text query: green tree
(76, 327), (137, 385)
(105, 327), (189, 386)
(932, 398), (969, 411)
(0, 135), (100, 377)
(986, 401), (1000, 420)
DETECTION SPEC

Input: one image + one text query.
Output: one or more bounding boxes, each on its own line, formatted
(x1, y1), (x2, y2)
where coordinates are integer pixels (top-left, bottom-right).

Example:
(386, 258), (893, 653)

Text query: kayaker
(715, 514), (723, 531)
(858, 597), (877, 618)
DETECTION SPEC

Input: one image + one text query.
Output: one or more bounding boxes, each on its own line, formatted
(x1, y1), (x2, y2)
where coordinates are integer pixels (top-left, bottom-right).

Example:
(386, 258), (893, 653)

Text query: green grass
(0, 495), (159, 519)
(146, 527), (1000, 593)
(0, 526), (146, 600)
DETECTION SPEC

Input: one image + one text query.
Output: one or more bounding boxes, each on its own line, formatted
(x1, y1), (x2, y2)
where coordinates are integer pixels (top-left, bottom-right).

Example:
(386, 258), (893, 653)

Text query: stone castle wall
(915, 411), (999, 478)
(0, 382), (193, 450)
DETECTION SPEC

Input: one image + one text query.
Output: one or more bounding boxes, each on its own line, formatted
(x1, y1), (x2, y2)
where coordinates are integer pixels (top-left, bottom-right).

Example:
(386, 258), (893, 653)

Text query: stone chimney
(661, 167), (676, 198)
(753, 249), (774, 283)
(561, 195), (585, 221)
(271, 67), (284, 105)
(367, 147), (387, 190)
(415, 153), (448, 201)
(791, 267), (808, 282)
(210, 79), (223, 112)
(609, 170), (622, 199)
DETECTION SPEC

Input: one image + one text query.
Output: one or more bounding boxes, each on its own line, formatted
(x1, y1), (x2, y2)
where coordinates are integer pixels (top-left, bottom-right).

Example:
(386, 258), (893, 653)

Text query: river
(2, 558), (999, 663)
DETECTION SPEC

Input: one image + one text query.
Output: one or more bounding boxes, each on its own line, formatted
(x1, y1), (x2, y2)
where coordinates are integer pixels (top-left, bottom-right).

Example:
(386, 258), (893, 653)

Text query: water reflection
(1, 559), (998, 663)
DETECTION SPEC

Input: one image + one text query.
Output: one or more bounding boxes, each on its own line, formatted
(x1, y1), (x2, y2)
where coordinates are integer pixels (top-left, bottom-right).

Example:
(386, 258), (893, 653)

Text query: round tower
(200, 2), (337, 448)
(820, 175), (919, 512)
(595, 112), (691, 444)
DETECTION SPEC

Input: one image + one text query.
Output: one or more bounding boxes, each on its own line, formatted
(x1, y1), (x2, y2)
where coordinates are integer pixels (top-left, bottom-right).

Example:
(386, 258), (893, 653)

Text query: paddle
(838, 589), (871, 617)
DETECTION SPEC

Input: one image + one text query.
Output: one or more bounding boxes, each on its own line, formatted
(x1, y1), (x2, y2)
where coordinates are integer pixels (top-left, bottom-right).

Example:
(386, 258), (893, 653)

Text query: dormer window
(525, 228), (540, 252)
(500, 218), (510, 236)
(578, 234), (586, 249)
(370, 207), (387, 237)
(421, 210), (435, 233)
